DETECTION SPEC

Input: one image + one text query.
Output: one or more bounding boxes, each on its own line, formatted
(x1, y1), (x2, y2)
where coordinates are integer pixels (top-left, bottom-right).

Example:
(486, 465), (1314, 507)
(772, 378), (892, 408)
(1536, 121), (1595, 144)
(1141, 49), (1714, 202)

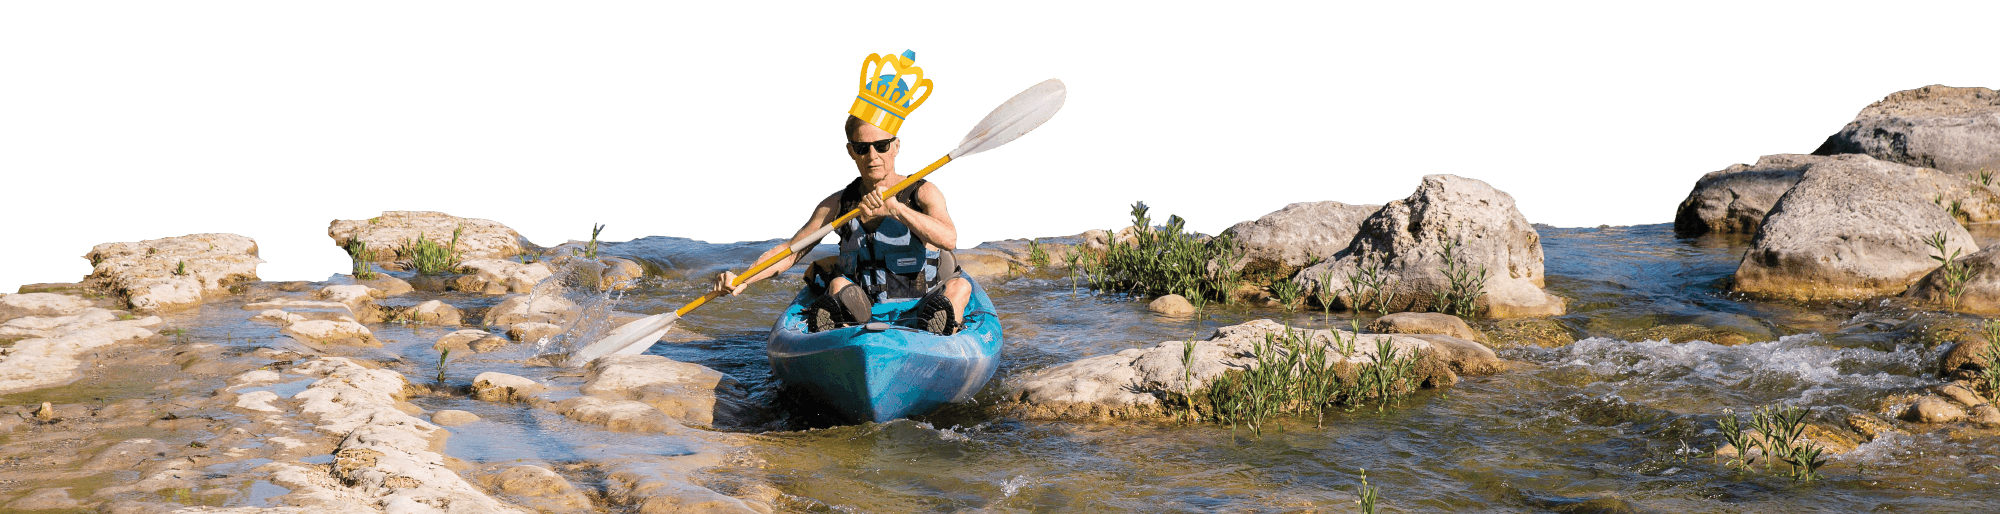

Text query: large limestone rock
(1292, 175), (1564, 318)
(998, 319), (1501, 420)
(84, 233), (262, 311)
(580, 354), (757, 428)
(1224, 201), (1380, 277)
(329, 211), (531, 262)
(1908, 244), (2000, 314)
(0, 293), (92, 322)
(1813, 85), (2000, 175)
(1732, 154), (1978, 300)
(454, 259), (554, 295)
(1677, 152), (2000, 237)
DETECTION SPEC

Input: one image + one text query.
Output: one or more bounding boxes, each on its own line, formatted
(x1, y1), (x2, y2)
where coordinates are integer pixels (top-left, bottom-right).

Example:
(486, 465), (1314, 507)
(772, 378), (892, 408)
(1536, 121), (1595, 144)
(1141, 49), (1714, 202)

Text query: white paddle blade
(567, 312), (679, 366)
(950, 78), (1066, 159)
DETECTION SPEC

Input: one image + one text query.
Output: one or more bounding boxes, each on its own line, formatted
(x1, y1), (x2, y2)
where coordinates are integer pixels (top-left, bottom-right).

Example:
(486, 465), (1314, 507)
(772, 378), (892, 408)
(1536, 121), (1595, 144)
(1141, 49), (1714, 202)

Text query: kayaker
(712, 50), (970, 335)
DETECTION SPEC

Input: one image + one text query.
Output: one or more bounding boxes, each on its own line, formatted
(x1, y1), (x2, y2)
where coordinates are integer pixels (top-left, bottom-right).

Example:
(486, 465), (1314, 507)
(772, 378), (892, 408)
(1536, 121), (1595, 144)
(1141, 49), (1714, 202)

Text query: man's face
(847, 122), (898, 181)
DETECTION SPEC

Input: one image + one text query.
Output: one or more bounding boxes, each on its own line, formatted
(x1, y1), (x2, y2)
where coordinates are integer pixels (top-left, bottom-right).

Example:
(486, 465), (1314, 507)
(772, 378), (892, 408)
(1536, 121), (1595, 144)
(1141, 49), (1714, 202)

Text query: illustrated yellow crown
(848, 49), (933, 135)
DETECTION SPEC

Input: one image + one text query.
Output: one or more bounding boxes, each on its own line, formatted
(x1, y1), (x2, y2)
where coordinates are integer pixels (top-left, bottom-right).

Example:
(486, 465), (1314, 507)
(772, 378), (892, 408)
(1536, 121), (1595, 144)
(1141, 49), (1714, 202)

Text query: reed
(1356, 468), (1381, 514)
(1719, 404), (1825, 480)
(1183, 324), (1421, 437)
(1716, 409), (1757, 470)
(404, 225), (465, 276)
(1027, 240), (1049, 268)
(347, 240), (379, 280)
(436, 349), (451, 383)
(1342, 253), (1403, 316)
(585, 223), (606, 259)
(1430, 229), (1488, 318)
(1082, 202), (1247, 305)
(1922, 230), (1972, 311)
(1272, 278), (1303, 312)
(1982, 168), (1996, 187)
(1981, 321), (2000, 404)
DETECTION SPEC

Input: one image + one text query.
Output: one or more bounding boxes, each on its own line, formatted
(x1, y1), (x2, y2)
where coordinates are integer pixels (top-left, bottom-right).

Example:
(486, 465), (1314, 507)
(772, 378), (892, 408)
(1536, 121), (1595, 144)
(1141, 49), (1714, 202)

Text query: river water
(566, 224), (2000, 513)
(37, 224), (1994, 512)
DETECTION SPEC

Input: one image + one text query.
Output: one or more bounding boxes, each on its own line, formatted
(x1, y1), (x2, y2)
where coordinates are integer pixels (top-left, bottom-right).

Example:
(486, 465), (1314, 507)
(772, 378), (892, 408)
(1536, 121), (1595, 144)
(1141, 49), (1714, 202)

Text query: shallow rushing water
(66, 224), (1997, 512)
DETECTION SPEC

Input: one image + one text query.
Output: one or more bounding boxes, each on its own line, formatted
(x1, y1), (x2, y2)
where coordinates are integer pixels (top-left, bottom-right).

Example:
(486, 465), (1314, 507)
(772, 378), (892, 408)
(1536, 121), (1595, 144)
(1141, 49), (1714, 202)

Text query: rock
(0, 308), (121, 340)
(471, 372), (544, 403)
(281, 319), (378, 347)
(1146, 294), (1197, 316)
(0, 316), (163, 394)
(432, 409), (480, 426)
(1908, 244), (2000, 314)
(354, 275), (415, 296)
(1732, 154), (1978, 300)
(1368, 312), (1481, 341)
(0, 292), (90, 321)
(1293, 175), (1565, 318)
(242, 300), (359, 322)
(456, 259), (554, 294)
(1904, 396), (1968, 423)
(581, 354), (757, 428)
(234, 390), (286, 412)
(83, 233), (263, 312)
(390, 300), (463, 325)
(483, 294), (579, 327)
(1479, 318), (1575, 348)
(1941, 338), (1992, 376)
(432, 329), (502, 354)
(600, 257), (646, 291)
(1715, 424), (1863, 458)
(3, 488), (82, 511)
(227, 369), (282, 388)
(952, 248), (1015, 280)
(508, 322), (564, 343)
(316, 284), (384, 323)
(1618, 324), (1759, 346)
(1081, 229), (1111, 251)
(1401, 334), (1508, 376)
(999, 319), (1485, 420)
(482, 465), (594, 514)
(1672, 154), (1815, 236)
(554, 396), (682, 433)
(329, 210), (531, 262)
(1939, 382), (1988, 409)
(1813, 85), (2000, 175)
(1224, 201), (1380, 278)
(1845, 413), (1904, 441)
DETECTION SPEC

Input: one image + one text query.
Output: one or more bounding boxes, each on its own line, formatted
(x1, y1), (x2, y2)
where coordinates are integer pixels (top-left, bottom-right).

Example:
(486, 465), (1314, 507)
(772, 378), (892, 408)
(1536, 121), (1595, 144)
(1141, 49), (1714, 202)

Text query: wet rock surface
(1367, 312), (1482, 342)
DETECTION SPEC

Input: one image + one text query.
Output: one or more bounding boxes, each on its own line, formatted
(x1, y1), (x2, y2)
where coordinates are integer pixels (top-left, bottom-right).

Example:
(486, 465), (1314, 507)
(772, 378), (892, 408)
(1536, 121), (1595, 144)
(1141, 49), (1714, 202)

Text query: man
(712, 113), (972, 335)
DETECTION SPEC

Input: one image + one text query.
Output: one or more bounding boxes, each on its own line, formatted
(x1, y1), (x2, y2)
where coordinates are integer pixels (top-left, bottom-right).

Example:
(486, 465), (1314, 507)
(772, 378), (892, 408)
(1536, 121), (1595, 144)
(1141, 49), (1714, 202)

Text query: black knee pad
(831, 285), (873, 323)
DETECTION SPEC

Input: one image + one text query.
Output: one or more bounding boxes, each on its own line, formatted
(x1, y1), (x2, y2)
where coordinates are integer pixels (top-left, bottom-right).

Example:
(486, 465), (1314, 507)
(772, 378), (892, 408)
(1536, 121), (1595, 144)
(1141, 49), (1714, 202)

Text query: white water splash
(1522, 334), (1939, 407)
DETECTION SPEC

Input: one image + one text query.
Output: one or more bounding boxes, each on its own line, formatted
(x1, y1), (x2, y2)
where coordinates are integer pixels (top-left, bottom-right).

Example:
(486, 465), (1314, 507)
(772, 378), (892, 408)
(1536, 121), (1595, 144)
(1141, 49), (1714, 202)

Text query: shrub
(404, 225), (465, 275)
(1081, 201), (1246, 305)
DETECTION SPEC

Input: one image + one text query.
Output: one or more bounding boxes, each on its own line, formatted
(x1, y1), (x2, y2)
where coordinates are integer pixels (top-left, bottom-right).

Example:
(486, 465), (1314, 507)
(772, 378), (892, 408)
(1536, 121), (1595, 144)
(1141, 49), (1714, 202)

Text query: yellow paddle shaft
(670, 154), (955, 318)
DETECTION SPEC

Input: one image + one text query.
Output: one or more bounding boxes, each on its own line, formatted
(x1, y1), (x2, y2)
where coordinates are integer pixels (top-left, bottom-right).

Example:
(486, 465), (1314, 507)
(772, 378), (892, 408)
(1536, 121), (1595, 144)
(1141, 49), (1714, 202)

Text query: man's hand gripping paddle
(566, 79), (1067, 366)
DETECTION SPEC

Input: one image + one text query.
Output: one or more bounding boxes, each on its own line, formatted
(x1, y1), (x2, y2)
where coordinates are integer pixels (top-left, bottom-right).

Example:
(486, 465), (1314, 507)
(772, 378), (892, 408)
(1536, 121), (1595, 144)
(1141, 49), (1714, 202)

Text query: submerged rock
(83, 233), (262, 312)
(1813, 85), (2000, 175)
(0, 293), (163, 394)
(579, 354), (758, 428)
(1368, 312), (1482, 342)
(1225, 201), (1380, 279)
(281, 319), (378, 347)
(432, 409), (480, 426)
(329, 210), (532, 262)
(456, 259), (555, 295)
(1732, 154), (1977, 300)
(484, 294), (579, 327)
(479, 464), (596, 514)
(1293, 175), (1565, 318)
(1146, 294), (1196, 316)
(998, 319), (1503, 420)
(471, 372), (545, 403)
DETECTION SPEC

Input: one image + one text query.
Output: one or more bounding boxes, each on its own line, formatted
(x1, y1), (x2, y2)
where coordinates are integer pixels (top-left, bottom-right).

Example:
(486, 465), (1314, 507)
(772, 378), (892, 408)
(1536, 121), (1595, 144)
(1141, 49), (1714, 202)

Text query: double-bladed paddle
(566, 78), (1067, 366)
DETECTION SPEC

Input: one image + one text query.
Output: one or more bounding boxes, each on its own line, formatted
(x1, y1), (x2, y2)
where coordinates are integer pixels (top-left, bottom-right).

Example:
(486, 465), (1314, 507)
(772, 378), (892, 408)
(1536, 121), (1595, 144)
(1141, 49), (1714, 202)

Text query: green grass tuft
(404, 225), (465, 275)
(1922, 230), (1973, 311)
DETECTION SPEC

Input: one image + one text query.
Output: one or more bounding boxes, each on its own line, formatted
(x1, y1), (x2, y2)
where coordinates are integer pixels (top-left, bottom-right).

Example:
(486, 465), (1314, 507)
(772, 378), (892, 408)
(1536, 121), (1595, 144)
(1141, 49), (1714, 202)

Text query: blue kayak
(766, 277), (1003, 424)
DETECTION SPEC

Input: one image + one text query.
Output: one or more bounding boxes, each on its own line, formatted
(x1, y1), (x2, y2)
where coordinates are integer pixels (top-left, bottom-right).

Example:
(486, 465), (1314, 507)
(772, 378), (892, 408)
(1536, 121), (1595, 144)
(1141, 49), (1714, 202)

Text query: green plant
(1979, 168), (1997, 187)
(1183, 324), (1421, 436)
(1716, 409), (1757, 470)
(404, 225), (465, 275)
(1344, 253), (1402, 316)
(1733, 404), (1825, 480)
(436, 349), (451, 382)
(1179, 339), (1198, 423)
(1431, 229), (1489, 317)
(172, 260), (188, 276)
(585, 223), (606, 259)
(1271, 278), (1303, 312)
(1082, 202), (1248, 305)
(1981, 321), (2000, 404)
(1922, 230), (1973, 311)
(1315, 265), (1340, 319)
(347, 240), (379, 280)
(1027, 240), (1049, 268)
(1356, 468), (1380, 514)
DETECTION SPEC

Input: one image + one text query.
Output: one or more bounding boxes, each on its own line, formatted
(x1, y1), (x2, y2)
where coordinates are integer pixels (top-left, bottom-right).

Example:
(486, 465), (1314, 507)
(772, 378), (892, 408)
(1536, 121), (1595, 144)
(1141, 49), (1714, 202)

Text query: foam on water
(1518, 333), (1940, 409)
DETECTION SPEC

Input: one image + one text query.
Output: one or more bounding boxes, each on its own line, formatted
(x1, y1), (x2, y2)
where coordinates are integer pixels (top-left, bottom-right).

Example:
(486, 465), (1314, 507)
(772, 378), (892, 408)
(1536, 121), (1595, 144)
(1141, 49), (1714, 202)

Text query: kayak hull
(766, 277), (1002, 424)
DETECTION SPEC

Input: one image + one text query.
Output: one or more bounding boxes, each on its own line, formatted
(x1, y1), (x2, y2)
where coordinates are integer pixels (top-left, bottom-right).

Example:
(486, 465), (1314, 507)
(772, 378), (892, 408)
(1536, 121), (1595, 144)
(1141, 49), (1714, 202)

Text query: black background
(11, 27), (1984, 288)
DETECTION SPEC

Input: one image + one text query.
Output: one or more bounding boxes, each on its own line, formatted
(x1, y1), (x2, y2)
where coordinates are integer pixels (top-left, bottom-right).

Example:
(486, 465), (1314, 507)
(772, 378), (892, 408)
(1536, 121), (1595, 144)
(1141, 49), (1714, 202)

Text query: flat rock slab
(1732, 154), (1977, 300)
(1368, 312), (1482, 342)
(84, 233), (262, 312)
(1814, 85), (2000, 175)
(329, 210), (531, 262)
(581, 354), (758, 428)
(999, 319), (1504, 420)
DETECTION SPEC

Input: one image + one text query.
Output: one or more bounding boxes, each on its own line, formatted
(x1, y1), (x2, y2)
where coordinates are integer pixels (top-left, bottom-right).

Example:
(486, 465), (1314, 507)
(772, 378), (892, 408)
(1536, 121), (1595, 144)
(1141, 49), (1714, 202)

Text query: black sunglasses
(847, 137), (897, 155)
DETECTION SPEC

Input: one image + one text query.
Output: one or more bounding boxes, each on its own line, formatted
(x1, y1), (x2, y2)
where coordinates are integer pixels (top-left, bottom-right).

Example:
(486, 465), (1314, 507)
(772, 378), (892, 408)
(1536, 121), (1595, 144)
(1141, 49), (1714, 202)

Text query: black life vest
(833, 177), (937, 300)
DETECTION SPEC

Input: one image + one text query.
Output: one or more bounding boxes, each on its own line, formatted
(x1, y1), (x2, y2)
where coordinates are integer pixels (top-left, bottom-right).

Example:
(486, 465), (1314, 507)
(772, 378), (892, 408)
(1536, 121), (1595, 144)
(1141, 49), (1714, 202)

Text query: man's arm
(716, 193), (840, 295)
(885, 182), (957, 250)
